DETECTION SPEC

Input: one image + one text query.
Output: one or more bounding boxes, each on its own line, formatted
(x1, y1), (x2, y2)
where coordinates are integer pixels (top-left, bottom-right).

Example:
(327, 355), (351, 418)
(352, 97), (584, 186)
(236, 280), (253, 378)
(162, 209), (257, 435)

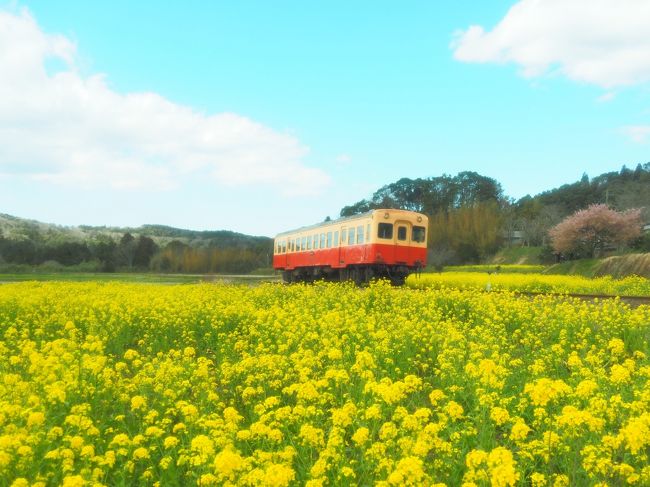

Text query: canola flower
(408, 271), (650, 296)
(442, 265), (546, 274)
(0, 280), (649, 485)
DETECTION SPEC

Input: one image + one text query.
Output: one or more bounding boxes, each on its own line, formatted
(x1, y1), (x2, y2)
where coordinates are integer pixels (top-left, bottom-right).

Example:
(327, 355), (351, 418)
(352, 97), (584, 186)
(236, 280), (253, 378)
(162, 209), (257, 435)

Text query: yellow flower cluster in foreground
(0, 281), (649, 485)
(409, 271), (650, 296)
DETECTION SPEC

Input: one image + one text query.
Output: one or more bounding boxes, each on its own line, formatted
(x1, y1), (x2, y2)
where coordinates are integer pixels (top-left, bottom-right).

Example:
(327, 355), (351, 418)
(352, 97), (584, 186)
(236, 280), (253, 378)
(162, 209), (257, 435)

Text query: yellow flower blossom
(130, 395), (147, 411)
(490, 407), (510, 426)
(352, 427), (370, 446)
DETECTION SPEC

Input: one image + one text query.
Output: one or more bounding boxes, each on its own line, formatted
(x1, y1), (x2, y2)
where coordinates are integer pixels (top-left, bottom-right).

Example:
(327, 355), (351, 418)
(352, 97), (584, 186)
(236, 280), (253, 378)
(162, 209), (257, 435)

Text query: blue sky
(1, 1), (649, 235)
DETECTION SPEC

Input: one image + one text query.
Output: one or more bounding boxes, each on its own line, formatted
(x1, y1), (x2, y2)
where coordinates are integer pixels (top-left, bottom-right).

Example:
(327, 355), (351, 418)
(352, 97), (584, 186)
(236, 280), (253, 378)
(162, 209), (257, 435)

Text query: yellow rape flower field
(0, 280), (649, 486)
(408, 272), (650, 296)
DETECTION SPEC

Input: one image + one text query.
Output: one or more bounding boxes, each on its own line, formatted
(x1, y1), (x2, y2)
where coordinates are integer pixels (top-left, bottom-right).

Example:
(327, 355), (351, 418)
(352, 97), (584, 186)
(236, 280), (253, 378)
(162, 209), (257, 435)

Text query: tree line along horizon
(1, 163), (650, 273)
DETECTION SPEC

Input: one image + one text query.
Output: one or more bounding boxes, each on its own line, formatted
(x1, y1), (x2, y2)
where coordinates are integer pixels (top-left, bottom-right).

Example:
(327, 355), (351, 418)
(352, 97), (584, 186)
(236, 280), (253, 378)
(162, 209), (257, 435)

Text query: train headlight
(384, 212), (389, 219)
(417, 216), (422, 222)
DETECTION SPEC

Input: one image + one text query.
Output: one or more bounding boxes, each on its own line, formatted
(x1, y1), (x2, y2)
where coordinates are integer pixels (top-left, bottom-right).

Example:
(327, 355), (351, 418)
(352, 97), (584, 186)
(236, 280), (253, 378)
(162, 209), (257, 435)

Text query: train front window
(397, 226), (407, 241)
(378, 223), (393, 239)
(412, 226), (426, 243)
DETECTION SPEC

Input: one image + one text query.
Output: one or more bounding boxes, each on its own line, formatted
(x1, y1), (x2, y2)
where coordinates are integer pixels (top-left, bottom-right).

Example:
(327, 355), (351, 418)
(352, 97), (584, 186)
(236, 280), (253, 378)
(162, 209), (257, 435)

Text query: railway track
(515, 291), (650, 307)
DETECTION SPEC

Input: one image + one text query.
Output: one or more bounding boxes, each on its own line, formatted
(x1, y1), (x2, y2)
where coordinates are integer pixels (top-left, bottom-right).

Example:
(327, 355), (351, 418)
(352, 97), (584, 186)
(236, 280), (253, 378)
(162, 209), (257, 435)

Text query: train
(273, 209), (428, 285)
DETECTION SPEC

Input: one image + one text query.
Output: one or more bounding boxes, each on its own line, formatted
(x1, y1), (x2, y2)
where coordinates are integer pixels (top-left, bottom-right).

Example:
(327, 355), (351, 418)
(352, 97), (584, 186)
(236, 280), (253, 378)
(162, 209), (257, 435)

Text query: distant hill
(1, 213), (270, 247)
(0, 213), (272, 273)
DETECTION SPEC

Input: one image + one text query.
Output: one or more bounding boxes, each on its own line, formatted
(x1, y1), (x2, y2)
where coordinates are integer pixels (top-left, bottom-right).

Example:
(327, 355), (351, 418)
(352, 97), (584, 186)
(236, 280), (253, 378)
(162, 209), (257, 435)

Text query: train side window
(282, 240), (287, 253)
(397, 226), (407, 241)
(301, 237), (307, 250)
(307, 236), (311, 250)
(357, 225), (364, 244)
(348, 228), (355, 245)
(378, 223), (393, 239)
(320, 233), (326, 248)
(341, 229), (347, 245)
(412, 226), (426, 243)
(333, 231), (339, 247)
(326, 232), (332, 248)
(367, 224), (371, 241)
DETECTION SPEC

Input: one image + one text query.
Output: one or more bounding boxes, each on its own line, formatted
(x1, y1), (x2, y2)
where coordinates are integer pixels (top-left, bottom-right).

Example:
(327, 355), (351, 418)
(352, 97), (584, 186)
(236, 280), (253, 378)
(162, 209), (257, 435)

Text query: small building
(502, 230), (524, 246)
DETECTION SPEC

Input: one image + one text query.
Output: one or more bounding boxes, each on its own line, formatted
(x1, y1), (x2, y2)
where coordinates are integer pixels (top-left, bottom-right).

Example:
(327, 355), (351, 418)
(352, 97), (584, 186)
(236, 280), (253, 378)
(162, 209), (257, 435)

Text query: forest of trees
(340, 164), (650, 265)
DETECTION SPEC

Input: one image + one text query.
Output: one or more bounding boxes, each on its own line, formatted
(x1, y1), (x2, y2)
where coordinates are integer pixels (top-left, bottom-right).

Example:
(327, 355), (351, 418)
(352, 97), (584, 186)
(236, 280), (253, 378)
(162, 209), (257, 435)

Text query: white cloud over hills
(621, 126), (650, 144)
(0, 8), (329, 194)
(452, 0), (650, 89)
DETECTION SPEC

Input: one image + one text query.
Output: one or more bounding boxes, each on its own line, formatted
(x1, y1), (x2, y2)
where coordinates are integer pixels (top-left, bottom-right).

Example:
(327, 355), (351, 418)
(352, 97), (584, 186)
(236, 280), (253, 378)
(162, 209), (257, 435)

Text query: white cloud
(0, 8), (329, 195)
(452, 0), (650, 89)
(621, 126), (650, 144)
(596, 92), (616, 103)
(335, 153), (351, 165)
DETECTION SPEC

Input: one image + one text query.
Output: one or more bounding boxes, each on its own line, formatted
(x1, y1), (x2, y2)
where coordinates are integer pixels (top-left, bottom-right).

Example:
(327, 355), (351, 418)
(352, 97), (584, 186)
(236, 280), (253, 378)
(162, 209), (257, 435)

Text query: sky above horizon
(1, 0), (650, 236)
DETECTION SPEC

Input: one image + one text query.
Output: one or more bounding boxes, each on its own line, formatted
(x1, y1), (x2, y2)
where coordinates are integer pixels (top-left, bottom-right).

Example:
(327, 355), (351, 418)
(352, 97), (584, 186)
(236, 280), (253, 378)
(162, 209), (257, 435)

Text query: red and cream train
(273, 209), (428, 284)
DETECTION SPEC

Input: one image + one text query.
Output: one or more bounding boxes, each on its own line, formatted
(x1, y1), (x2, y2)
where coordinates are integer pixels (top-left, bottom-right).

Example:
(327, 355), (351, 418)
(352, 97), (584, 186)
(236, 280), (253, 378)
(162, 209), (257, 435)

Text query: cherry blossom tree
(549, 204), (642, 258)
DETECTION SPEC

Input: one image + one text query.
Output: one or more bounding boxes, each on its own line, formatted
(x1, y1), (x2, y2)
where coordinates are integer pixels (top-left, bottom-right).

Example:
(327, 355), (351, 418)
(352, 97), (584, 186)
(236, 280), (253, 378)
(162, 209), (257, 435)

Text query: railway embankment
(545, 252), (650, 279)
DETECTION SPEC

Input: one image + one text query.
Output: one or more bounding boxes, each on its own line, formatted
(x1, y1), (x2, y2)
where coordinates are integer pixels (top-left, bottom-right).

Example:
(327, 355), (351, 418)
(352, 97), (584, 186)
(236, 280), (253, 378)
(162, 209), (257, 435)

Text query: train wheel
(282, 271), (292, 284)
(350, 267), (361, 286)
(390, 274), (406, 286)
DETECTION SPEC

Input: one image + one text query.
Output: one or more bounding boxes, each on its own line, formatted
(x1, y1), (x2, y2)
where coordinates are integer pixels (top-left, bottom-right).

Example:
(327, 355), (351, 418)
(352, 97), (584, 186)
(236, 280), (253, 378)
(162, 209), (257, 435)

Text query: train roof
(274, 209), (425, 237)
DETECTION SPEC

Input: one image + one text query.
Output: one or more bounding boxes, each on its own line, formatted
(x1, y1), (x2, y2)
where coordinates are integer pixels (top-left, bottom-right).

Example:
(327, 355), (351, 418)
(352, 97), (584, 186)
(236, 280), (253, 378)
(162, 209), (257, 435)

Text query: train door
(376, 221), (394, 263)
(286, 238), (294, 269)
(339, 226), (347, 267)
(394, 220), (412, 263)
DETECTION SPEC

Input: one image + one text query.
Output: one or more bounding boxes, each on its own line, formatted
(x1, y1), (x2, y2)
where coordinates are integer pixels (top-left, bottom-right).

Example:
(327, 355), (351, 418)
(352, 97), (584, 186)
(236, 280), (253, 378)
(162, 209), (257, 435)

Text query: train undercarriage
(281, 264), (418, 286)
